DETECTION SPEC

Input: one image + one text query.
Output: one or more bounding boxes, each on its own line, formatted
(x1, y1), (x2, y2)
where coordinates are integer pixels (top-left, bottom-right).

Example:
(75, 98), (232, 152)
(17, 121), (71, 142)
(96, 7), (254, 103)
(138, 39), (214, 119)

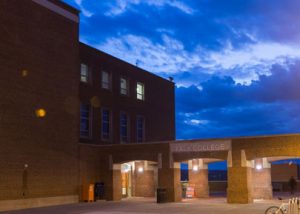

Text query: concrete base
(0, 195), (78, 212)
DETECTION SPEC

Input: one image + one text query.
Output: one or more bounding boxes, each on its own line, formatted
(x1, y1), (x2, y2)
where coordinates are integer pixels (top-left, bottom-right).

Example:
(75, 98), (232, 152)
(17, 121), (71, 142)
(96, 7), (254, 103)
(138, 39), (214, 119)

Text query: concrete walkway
(0, 197), (288, 214)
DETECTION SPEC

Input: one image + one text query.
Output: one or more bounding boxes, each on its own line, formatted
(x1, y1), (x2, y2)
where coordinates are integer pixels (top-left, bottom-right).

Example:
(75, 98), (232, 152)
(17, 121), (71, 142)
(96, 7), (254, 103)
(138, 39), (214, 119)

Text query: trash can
(157, 188), (167, 203)
(94, 182), (105, 200)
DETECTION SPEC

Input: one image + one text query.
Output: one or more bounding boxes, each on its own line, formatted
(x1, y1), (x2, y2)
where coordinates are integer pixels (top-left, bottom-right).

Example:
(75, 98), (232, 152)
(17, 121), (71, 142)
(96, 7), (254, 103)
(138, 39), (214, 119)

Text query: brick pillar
(227, 150), (253, 203)
(188, 159), (209, 198)
(105, 161), (122, 201)
(133, 161), (156, 197)
(158, 160), (181, 202)
(251, 158), (273, 200)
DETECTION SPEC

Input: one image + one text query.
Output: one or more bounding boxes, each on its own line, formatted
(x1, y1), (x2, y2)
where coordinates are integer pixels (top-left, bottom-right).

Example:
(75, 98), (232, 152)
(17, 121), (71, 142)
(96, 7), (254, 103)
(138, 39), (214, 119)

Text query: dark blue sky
(64, 0), (300, 140)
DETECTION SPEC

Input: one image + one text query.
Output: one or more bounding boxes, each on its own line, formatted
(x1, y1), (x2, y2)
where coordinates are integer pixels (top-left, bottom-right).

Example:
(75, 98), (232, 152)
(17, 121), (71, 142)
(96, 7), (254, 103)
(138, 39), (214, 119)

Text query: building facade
(0, 0), (80, 209)
(2, 0), (300, 212)
(0, 0), (174, 211)
(79, 43), (175, 145)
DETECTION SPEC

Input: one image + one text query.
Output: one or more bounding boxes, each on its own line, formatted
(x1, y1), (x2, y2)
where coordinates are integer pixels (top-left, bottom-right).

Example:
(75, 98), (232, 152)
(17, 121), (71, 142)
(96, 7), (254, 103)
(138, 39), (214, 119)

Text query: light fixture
(192, 165), (199, 172)
(35, 108), (46, 118)
(255, 164), (262, 170)
(138, 167), (144, 173)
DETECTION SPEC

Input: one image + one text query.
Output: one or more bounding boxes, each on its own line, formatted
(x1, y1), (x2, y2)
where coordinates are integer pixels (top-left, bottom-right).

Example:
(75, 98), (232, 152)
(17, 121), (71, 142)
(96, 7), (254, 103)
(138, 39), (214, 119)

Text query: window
(101, 71), (110, 89)
(80, 104), (91, 138)
(102, 109), (111, 140)
(120, 78), (129, 95)
(136, 116), (145, 142)
(80, 63), (89, 83)
(120, 112), (129, 143)
(136, 82), (144, 100)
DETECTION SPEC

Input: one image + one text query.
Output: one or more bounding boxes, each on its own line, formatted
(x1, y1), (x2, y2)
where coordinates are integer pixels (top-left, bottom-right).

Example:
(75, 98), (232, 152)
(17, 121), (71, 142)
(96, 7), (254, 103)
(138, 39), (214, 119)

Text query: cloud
(175, 62), (300, 139)
(73, 0), (93, 17)
(96, 34), (300, 86)
(104, 0), (195, 16)
(62, 0), (300, 139)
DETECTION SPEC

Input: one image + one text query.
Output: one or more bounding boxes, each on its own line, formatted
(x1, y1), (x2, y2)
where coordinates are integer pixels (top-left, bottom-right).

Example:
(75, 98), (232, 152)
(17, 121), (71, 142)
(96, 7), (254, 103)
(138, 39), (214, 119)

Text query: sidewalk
(0, 197), (284, 214)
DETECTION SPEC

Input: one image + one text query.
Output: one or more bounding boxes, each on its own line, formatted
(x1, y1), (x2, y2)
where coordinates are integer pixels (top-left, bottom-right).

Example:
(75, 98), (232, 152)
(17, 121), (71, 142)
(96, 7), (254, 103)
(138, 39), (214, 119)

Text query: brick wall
(0, 0), (79, 201)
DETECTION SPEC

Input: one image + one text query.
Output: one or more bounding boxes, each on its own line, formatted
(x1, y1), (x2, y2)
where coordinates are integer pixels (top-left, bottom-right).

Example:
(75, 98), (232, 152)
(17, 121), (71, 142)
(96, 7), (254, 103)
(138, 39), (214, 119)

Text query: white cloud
(74, 0), (93, 17)
(95, 34), (300, 86)
(105, 0), (195, 16)
(184, 119), (209, 126)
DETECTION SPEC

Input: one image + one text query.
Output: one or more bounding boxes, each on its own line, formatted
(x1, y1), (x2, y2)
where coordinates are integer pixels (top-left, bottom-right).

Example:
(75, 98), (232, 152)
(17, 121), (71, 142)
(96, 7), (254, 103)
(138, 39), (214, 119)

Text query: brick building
(79, 43), (175, 145)
(2, 0), (300, 212)
(0, 0), (174, 211)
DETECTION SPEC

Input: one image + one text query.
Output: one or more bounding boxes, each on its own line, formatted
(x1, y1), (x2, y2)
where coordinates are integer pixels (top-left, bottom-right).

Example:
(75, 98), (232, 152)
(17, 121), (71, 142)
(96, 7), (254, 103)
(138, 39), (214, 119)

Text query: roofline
(51, 0), (80, 14)
(79, 42), (175, 85)
(79, 133), (300, 148)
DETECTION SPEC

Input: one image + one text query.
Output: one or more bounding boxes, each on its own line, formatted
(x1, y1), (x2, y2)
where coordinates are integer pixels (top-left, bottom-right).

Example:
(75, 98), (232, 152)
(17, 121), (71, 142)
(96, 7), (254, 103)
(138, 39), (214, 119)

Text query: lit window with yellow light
(136, 82), (144, 100)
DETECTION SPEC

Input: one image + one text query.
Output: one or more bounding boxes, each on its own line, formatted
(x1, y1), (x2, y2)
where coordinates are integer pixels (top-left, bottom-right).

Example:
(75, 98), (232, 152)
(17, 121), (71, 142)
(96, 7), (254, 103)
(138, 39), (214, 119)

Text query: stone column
(251, 158), (273, 200)
(188, 159), (209, 198)
(133, 161), (156, 197)
(158, 155), (181, 202)
(227, 150), (254, 203)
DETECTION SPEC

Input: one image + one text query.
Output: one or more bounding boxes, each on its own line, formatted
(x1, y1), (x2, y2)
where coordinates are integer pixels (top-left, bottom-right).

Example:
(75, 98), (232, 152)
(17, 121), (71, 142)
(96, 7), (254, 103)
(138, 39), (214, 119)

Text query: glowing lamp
(21, 70), (28, 77)
(35, 108), (46, 118)
(138, 167), (144, 173)
(192, 165), (199, 172)
(255, 164), (262, 170)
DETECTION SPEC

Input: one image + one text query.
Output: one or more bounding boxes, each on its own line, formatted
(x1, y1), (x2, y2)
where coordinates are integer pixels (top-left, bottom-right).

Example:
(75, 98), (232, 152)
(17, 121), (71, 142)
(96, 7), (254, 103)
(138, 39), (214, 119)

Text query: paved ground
(0, 196), (289, 214)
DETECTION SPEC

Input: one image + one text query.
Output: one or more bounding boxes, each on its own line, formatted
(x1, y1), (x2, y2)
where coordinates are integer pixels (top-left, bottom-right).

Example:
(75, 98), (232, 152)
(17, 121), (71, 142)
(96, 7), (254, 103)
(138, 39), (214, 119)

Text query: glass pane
(136, 83), (144, 100)
(121, 78), (127, 88)
(102, 109), (110, 139)
(102, 71), (108, 82)
(120, 78), (128, 95)
(80, 64), (88, 82)
(102, 71), (110, 89)
(80, 104), (90, 137)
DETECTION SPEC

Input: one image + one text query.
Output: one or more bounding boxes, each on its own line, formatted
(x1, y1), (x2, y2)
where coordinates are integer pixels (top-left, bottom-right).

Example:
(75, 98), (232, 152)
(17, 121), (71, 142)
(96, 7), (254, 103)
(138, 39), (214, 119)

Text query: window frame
(120, 77), (129, 96)
(136, 115), (145, 143)
(101, 70), (111, 90)
(80, 63), (90, 83)
(136, 82), (145, 100)
(101, 108), (112, 141)
(120, 112), (130, 143)
(80, 103), (92, 139)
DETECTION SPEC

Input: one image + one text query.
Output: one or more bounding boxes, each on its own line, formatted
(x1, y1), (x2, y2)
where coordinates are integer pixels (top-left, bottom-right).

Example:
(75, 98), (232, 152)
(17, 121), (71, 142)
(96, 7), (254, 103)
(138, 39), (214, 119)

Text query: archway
(245, 156), (300, 201)
(180, 158), (226, 199)
(121, 161), (158, 199)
